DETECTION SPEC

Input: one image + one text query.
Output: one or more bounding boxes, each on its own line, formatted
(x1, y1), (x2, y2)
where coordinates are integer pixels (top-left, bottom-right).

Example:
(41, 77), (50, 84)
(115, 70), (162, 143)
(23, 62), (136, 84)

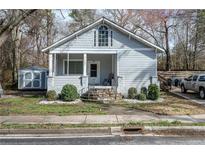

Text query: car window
(193, 75), (198, 81)
(187, 75), (193, 81)
(199, 76), (205, 81)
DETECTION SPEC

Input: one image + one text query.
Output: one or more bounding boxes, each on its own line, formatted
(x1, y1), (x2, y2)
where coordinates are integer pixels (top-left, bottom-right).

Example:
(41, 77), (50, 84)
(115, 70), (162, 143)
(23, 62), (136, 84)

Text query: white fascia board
(50, 50), (117, 54)
(50, 48), (156, 54)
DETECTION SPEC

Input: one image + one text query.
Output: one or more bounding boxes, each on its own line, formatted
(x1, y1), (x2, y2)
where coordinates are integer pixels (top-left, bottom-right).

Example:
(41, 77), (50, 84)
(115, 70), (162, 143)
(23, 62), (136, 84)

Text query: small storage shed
(18, 66), (48, 90)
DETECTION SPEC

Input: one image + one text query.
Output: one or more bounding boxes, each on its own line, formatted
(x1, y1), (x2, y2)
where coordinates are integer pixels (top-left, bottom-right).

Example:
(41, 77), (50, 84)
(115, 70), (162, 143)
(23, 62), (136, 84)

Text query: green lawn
(0, 96), (106, 116)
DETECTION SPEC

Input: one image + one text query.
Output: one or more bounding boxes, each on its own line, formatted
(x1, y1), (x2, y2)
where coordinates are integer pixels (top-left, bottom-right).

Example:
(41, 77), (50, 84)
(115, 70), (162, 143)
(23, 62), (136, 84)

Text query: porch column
(67, 53), (69, 75)
(82, 53), (88, 94)
(83, 53), (87, 76)
(53, 53), (56, 76)
(49, 53), (53, 77)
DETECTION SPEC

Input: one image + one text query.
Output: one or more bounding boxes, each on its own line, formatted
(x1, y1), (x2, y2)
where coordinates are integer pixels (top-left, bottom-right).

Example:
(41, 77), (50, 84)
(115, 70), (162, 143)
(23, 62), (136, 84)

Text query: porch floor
(88, 85), (113, 89)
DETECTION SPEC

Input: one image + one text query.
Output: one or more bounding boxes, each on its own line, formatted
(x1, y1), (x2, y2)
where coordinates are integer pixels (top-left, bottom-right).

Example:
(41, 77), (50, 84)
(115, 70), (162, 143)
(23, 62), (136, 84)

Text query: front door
(87, 61), (100, 85)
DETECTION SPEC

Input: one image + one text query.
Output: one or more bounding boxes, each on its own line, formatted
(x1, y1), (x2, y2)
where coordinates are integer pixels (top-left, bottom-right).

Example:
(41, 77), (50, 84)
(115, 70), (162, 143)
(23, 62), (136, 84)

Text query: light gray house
(42, 17), (164, 96)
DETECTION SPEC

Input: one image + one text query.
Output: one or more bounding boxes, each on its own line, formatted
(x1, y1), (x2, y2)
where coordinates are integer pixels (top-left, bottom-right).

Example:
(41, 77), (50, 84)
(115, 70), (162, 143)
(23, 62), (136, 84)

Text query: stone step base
(81, 88), (122, 101)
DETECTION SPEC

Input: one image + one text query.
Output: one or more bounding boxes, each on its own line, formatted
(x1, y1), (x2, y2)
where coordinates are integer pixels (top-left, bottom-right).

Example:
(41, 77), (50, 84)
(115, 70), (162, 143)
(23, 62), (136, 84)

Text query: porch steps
(81, 87), (122, 101)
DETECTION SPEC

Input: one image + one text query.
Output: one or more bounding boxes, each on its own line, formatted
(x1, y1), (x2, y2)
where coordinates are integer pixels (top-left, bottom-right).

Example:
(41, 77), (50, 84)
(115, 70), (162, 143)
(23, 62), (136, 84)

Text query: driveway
(171, 87), (205, 105)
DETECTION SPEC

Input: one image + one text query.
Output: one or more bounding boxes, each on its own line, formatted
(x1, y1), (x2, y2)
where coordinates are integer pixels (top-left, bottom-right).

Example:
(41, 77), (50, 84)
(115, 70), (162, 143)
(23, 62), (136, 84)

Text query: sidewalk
(1, 114), (205, 124)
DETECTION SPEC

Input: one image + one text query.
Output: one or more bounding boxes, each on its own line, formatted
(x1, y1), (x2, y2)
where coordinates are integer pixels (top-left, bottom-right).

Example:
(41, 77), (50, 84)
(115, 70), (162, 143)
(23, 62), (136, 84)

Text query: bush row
(128, 84), (160, 101)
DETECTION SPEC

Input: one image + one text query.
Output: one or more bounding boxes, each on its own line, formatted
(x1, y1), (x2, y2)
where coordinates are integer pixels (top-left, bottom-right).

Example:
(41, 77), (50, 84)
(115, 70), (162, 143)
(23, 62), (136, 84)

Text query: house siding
(48, 76), (83, 94)
(117, 49), (157, 96)
(53, 25), (148, 51)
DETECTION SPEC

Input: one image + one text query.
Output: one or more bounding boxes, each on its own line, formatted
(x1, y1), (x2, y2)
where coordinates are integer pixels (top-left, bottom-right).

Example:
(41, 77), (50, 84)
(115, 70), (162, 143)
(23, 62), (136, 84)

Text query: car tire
(199, 88), (205, 99)
(181, 85), (187, 93)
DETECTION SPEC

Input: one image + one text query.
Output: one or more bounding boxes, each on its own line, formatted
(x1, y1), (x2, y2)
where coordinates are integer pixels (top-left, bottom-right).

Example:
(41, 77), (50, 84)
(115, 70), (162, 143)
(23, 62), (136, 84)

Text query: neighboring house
(42, 17), (164, 96)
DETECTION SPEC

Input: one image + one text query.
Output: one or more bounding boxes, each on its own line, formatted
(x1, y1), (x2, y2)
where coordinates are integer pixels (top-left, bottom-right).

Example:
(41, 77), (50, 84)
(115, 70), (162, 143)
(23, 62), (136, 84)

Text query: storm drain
(123, 127), (144, 134)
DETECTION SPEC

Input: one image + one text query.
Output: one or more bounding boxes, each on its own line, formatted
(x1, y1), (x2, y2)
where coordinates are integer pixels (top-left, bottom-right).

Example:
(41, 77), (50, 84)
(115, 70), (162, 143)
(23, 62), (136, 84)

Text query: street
(1, 135), (205, 145)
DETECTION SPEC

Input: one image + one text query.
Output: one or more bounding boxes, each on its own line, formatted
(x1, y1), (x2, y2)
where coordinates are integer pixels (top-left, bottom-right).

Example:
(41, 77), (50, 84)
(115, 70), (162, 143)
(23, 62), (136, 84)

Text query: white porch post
(49, 53), (53, 77)
(83, 53), (87, 76)
(67, 53), (69, 75)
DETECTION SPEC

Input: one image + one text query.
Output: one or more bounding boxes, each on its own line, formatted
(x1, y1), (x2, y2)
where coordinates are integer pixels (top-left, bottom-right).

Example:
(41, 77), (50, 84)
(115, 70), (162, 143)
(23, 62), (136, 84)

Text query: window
(199, 76), (205, 81)
(69, 61), (83, 74)
(25, 72), (32, 80)
(98, 25), (108, 46)
(193, 75), (198, 81)
(94, 31), (96, 46)
(110, 31), (113, 46)
(34, 72), (40, 79)
(64, 60), (83, 75)
(33, 72), (41, 88)
(90, 64), (97, 77)
(188, 75), (193, 80)
(24, 72), (32, 88)
(24, 71), (41, 88)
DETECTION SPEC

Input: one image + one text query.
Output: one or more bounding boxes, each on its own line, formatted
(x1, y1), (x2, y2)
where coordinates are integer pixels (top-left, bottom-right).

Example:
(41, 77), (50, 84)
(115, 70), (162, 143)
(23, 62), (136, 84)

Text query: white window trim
(63, 59), (83, 75)
(23, 71), (41, 88)
(98, 25), (109, 47)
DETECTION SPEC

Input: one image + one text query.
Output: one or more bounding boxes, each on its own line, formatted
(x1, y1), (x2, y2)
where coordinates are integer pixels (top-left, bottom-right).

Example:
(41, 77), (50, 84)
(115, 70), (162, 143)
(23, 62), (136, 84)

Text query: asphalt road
(1, 135), (205, 145)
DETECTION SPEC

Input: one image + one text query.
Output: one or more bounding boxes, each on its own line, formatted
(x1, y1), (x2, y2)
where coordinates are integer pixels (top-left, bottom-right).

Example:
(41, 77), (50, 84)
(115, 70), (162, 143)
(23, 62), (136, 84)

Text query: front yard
(119, 92), (205, 115)
(1, 92), (205, 116)
(0, 96), (107, 116)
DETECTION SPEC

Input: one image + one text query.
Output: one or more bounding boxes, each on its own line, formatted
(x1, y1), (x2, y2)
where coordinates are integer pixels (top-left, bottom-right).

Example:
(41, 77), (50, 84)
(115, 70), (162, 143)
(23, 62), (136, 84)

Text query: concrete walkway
(1, 114), (205, 124)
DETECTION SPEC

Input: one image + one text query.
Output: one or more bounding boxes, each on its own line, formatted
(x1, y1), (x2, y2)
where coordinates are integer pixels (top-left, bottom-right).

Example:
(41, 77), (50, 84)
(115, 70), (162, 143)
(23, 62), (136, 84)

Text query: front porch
(48, 52), (119, 95)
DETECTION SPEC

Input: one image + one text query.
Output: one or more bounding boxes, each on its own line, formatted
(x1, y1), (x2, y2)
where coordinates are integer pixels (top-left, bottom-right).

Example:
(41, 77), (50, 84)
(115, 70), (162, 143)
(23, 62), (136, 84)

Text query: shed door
(24, 72), (32, 88)
(24, 71), (41, 88)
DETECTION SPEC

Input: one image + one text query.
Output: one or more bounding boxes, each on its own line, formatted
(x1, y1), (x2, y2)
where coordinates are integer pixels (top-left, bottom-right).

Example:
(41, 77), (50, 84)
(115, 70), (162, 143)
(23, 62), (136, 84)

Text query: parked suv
(181, 74), (205, 99)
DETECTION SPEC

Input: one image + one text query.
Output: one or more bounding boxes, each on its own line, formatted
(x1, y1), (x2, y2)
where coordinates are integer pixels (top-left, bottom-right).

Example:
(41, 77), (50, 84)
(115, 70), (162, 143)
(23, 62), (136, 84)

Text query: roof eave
(42, 17), (165, 53)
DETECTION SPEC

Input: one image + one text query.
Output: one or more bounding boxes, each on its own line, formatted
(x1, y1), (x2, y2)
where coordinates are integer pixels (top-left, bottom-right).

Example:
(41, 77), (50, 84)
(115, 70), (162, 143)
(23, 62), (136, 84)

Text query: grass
(2, 121), (205, 129)
(0, 96), (107, 116)
(1, 92), (205, 116)
(117, 92), (205, 115)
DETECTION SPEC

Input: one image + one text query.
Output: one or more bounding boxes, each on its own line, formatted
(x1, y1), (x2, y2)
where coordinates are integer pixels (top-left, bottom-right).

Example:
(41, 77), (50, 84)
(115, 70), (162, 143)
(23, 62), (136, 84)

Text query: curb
(144, 126), (205, 131)
(0, 127), (111, 135)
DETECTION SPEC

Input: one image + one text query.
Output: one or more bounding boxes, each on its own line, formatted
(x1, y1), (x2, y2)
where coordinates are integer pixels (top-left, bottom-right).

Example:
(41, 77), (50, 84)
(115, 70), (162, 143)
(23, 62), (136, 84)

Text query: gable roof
(42, 17), (165, 52)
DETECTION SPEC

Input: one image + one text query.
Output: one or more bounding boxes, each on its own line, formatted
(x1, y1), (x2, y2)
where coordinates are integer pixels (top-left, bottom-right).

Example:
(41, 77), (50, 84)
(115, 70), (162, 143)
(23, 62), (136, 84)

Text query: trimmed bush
(137, 93), (147, 101)
(128, 87), (137, 99)
(147, 84), (160, 100)
(46, 90), (57, 101)
(141, 87), (148, 96)
(61, 84), (79, 101)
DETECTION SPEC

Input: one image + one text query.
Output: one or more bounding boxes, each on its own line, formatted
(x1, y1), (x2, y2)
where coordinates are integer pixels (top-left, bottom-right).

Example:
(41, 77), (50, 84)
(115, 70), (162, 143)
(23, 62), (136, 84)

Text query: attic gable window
(98, 25), (108, 46)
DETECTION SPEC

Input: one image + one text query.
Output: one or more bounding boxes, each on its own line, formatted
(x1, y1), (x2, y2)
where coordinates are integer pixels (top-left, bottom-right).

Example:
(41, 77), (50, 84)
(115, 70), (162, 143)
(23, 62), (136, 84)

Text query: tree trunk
(164, 21), (171, 71)
(193, 10), (199, 70)
(11, 26), (22, 84)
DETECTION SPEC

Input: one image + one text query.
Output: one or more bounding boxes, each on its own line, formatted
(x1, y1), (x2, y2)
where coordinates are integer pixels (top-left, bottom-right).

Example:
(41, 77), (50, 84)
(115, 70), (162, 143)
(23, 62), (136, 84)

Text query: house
(42, 17), (164, 97)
